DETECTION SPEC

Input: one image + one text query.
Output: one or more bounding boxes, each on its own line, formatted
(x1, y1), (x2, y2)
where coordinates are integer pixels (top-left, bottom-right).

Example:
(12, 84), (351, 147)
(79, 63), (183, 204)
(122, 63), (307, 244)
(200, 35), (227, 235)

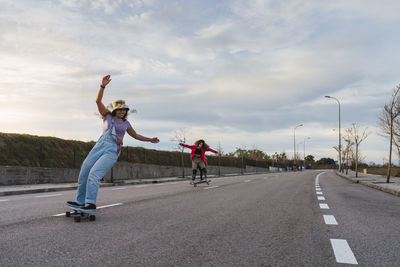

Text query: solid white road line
(319, 203), (330, 209)
(330, 239), (358, 265)
(318, 196), (326, 201)
(244, 180), (251, 183)
(323, 215), (338, 225)
(204, 186), (219, 190)
(35, 194), (63, 198)
(111, 187), (127, 191)
(315, 172), (325, 185)
(316, 192), (323, 195)
(0, 199), (10, 202)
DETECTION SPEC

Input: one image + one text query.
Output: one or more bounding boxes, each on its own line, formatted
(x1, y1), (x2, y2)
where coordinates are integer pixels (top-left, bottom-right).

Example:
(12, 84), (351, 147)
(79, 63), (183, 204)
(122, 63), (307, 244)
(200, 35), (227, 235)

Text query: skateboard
(65, 204), (96, 222)
(193, 179), (211, 187)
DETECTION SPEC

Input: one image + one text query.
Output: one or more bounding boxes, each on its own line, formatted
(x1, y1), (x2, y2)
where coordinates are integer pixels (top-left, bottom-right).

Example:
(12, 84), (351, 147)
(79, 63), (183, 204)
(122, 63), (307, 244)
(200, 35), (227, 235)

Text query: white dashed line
(111, 187), (127, 191)
(323, 215), (338, 225)
(316, 192), (323, 195)
(97, 203), (123, 209)
(35, 194), (63, 198)
(319, 203), (330, 209)
(135, 185), (150, 188)
(0, 199), (10, 202)
(53, 203), (123, 217)
(330, 239), (358, 265)
(318, 196), (326, 201)
(203, 186), (219, 190)
(244, 180), (251, 183)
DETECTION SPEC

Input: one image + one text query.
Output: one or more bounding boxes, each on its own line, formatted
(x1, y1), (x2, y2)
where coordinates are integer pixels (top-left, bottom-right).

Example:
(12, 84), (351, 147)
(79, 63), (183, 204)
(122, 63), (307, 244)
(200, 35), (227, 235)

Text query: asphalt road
(0, 171), (399, 266)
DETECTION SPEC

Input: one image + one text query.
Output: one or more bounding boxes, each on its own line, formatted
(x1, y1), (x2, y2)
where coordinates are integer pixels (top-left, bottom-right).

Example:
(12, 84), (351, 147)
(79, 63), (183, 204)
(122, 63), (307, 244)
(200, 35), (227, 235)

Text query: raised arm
(127, 128), (159, 143)
(96, 75), (112, 117)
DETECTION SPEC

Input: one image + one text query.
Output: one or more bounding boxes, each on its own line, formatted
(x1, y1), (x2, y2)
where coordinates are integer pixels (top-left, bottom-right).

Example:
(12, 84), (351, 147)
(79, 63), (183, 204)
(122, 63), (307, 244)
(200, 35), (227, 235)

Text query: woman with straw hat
(67, 75), (159, 212)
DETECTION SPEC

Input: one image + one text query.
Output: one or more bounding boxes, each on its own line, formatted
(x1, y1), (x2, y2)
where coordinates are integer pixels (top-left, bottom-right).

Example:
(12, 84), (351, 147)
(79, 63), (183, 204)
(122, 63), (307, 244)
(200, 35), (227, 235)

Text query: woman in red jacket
(179, 139), (218, 183)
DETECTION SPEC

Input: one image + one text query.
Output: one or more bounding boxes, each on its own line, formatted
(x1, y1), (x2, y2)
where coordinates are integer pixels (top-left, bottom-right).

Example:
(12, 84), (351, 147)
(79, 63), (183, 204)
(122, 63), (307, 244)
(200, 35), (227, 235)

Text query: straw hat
(112, 100), (130, 112)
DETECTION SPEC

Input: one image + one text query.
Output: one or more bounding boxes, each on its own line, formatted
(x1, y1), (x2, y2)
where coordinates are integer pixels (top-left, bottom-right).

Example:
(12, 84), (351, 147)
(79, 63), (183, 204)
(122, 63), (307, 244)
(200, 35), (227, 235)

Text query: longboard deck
(193, 179), (211, 187)
(66, 204), (96, 222)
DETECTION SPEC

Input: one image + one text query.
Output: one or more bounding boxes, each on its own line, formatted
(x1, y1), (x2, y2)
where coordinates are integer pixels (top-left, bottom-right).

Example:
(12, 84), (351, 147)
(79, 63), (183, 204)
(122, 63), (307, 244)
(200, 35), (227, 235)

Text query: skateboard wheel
(74, 216), (81, 223)
(66, 211), (71, 217)
(89, 215), (96, 221)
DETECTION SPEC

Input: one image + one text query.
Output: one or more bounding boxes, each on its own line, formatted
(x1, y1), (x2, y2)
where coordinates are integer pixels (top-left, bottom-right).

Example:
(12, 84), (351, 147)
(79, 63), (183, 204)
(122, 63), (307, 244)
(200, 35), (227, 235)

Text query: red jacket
(182, 144), (217, 163)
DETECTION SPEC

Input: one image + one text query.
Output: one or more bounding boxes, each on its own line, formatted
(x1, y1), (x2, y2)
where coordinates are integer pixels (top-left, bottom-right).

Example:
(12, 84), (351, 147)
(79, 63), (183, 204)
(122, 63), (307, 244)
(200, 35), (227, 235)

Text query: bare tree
(378, 84), (400, 183)
(342, 133), (354, 175)
(171, 129), (188, 178)
(345, 123), (370, 177)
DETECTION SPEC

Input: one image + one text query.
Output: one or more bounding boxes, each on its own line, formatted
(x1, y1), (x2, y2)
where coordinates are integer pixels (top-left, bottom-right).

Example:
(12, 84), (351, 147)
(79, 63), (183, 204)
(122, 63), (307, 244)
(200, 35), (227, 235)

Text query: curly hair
(194, 139), (209, 150)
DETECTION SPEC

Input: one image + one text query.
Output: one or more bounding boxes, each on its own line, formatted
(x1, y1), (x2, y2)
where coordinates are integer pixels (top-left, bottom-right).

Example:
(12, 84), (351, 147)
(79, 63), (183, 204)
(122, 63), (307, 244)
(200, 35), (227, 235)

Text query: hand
(101, 75), (112, 87)
(150, 137), (160, 143)
(116, 139), (123, 154)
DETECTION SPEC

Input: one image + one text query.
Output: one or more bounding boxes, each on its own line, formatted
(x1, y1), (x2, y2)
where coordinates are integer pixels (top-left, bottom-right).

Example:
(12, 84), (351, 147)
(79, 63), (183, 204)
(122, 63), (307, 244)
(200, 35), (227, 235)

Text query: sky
(1, 0), (400, 164)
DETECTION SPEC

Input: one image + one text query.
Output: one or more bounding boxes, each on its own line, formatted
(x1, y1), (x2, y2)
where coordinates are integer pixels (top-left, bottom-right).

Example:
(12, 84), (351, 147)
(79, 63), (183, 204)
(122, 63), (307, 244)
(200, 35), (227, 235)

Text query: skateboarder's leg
(191, 159), (198, 181)
(199, 161), (207, 180)
(75, 145), (103, 205)
(201, 168), (207, 179)
(85, 148), (118, 205)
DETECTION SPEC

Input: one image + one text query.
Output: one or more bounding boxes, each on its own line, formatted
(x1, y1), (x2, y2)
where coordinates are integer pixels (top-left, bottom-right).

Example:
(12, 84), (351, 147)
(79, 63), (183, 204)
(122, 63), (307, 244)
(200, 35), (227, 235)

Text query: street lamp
(294, 124), (303, 164)
(325, 96), (342, 172)
(303, 137), (311, 168)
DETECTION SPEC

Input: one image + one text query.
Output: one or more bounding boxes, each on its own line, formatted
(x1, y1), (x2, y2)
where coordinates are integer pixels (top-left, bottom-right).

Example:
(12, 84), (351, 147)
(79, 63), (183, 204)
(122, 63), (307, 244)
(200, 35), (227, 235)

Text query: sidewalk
(335, 170), (400, 197)
(0, 172), (271, 197)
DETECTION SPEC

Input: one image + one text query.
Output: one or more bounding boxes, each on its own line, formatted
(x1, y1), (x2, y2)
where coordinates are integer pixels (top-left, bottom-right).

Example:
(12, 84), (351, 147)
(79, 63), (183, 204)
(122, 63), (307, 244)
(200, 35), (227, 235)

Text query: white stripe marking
(323, 215), (338, 225)
(35, 194), (63, 198)
(111, 187), (126, 191)
(316, 192), (323, 195)
(0, 199), (10, 202)
(330, 239), (358, 264)
(318, 196), (326, 201)
(204, 186), (219, 190)
(244, 180), (251, 182)
(53, 203), (123, 217)
(97, 203), (123, 209)
(319, 203), (330, 209)
(315, 172), (325, 185)
(135, 185), (150, 188)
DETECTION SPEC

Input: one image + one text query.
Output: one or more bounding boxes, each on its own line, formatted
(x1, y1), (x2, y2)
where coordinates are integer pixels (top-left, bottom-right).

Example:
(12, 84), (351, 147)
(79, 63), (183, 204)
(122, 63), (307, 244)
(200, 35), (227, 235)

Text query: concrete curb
(335, 171), (400, 197)
(0, 171), (273, 197)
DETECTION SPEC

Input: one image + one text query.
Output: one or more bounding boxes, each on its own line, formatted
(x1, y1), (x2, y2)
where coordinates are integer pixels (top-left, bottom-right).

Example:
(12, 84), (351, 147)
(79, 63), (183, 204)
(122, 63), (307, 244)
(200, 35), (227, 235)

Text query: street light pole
(325, 96), (342, 172)
(303, 137), (310, 168)
(294, 124), (303, 165)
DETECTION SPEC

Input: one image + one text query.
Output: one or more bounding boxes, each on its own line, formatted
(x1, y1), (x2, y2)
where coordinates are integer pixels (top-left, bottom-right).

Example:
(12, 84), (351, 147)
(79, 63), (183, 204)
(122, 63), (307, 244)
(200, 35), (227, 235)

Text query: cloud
(1, 0), (400, 164)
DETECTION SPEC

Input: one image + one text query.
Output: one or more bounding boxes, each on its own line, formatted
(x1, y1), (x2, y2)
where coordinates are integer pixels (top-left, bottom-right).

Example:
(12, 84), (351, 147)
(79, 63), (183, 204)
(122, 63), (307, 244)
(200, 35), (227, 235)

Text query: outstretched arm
(207, 147), (218, 154)
(179, 143), (195, 149)
(96, 75), (112, 116)
(127, 128), (159, 143)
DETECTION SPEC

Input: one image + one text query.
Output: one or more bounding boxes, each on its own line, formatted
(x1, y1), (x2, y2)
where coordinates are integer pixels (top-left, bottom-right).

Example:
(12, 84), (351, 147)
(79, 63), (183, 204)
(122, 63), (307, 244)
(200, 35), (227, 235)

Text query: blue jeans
(75, 125), (119, 205)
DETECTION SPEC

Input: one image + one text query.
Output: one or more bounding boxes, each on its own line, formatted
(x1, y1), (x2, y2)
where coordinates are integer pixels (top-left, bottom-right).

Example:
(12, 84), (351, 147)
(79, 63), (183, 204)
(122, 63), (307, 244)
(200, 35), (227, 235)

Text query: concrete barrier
(0, 163), (270, 185)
